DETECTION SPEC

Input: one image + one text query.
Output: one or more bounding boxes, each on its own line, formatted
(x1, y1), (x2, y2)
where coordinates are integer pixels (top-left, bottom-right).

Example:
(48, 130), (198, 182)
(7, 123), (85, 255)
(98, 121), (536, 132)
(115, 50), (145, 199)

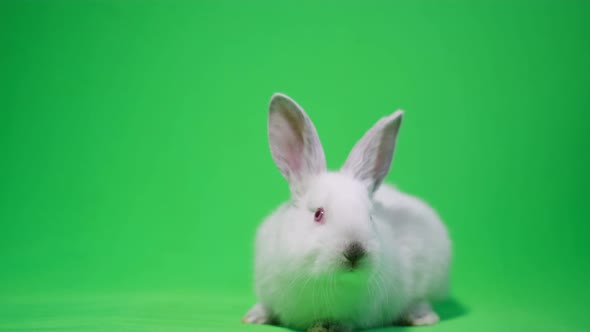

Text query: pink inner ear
(374, 131), (393, 177)
(286, 142), (302, 174)
(269, 96), (326, 187)
(270, 109), (305, 180)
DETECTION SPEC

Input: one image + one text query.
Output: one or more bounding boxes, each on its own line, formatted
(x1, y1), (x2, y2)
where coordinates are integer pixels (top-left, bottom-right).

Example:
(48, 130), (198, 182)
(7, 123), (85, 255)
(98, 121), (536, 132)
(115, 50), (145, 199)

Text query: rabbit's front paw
(242, 303), (272, 324)
(397, 301), (440, 326)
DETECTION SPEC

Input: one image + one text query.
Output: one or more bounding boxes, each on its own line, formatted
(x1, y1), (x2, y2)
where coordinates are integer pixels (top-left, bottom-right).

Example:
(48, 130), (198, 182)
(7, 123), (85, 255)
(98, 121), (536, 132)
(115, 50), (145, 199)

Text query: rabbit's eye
(314, 208), (325, 223)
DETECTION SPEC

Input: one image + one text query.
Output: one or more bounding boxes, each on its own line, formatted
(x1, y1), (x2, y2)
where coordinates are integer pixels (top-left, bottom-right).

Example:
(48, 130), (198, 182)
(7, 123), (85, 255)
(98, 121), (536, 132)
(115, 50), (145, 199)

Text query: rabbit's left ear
(341, 111), (403, 194)
(268, 93), (327, 197)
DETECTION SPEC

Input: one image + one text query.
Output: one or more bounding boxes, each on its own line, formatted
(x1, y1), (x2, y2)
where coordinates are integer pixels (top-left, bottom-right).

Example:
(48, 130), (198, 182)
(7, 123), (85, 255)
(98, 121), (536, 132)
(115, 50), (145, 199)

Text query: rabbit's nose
(343, 241), (366, 267)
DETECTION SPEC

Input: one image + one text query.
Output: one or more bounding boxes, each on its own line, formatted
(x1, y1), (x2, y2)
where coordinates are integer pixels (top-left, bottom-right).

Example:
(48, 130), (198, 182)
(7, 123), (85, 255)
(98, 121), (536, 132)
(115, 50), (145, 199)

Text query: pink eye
(314, 208), (325, 223)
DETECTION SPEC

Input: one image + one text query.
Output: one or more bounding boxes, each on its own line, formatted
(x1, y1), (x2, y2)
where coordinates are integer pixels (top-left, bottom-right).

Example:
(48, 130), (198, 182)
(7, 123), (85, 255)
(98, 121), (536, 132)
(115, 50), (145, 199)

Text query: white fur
(245, 93), (451, 331)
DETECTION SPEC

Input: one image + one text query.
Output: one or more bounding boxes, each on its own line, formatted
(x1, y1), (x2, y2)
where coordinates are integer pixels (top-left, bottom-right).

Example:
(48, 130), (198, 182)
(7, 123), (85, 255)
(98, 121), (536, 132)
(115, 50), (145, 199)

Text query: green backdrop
(1, 1), (589, 331)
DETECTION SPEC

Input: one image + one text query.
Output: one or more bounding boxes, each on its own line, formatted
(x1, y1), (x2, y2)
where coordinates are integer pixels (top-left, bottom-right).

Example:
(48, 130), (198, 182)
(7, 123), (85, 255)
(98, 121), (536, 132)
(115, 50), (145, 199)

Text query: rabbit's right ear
(341, 111), (403, 194)
(268, 93), (326, 197)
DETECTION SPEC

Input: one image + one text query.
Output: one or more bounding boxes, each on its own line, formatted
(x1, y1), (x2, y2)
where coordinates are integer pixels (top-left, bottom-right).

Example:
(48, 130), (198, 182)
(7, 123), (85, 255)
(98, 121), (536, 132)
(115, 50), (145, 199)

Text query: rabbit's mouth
(304, 255), (370, 277)
(342, 241), (367, 271)
(340, 255), (371, 274)
(343, 258), (366, 271)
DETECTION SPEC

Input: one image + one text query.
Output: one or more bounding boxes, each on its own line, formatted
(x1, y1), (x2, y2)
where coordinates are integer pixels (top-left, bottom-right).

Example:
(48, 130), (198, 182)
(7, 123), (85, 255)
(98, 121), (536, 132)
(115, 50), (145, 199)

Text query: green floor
(0, 289), (586, 332)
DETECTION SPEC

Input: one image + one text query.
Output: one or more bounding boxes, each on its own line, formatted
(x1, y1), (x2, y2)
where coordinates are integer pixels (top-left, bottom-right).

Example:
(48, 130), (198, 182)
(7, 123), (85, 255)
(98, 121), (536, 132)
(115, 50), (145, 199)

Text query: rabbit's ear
(341, 111), (403, 194)
(268, 93), (326, 196)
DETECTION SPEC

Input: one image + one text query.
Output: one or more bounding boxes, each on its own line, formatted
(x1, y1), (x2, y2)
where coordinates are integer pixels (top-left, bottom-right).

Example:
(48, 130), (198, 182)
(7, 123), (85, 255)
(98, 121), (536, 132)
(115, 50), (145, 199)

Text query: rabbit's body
(243, 94), (451, 331)
(253, 180), (450, 331)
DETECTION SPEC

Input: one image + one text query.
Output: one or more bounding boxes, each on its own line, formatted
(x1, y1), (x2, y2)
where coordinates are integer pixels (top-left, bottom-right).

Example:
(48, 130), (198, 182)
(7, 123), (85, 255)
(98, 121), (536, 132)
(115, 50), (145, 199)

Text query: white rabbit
(242, 93), (451, 332)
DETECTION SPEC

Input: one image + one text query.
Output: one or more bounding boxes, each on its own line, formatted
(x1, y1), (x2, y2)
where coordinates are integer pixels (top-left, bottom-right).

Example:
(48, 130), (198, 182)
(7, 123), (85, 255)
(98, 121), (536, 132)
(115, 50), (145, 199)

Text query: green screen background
(1, 1), (589, 331)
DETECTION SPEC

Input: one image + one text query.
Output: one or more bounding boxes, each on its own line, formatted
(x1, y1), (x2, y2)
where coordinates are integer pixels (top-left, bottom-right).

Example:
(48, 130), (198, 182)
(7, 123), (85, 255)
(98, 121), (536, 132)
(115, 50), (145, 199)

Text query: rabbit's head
(268, 93), (403, 277)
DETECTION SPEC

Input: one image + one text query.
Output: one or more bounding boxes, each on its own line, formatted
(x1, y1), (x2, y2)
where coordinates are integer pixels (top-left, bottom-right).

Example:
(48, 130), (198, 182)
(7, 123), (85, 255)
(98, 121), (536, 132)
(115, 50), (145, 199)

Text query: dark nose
(343, 242), (366, 267)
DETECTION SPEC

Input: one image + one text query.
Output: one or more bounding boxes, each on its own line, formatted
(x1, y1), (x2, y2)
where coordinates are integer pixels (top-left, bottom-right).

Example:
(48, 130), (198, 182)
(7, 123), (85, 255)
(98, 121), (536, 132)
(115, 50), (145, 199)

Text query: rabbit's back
(373, 184), (451, 302)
